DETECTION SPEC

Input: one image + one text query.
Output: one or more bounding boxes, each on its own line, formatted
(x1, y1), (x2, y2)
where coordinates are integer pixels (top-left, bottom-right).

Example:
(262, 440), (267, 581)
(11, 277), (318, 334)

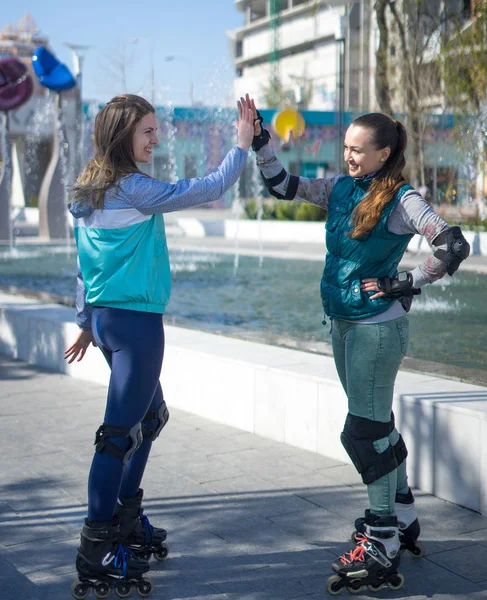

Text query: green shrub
(262, 202), (277, 220)
(448, 216), (487, 231)
(294, 203), (327, 221)
(243, 198), (278, 220)
(243, 198), (258, 220)
(275, 201), (300, 220)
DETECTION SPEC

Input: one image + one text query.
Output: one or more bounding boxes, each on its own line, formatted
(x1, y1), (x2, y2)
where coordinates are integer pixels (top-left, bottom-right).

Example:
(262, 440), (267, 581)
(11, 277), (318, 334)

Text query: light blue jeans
(331, 315), (410, 516)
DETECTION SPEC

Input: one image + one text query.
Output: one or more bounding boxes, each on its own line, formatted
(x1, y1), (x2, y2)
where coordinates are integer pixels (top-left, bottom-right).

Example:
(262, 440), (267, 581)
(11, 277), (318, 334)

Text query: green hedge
(243, 199), (487, 229)
(243, 198), (327, 222)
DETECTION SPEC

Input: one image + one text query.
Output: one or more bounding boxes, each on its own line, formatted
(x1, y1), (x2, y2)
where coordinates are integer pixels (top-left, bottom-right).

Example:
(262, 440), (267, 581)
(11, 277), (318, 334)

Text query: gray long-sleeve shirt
(256, 144), (450, 289)
(256, 143), (453, 323)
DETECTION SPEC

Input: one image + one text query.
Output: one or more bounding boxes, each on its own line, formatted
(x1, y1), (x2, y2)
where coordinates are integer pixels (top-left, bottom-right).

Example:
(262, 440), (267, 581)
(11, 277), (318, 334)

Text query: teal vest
(321, 176), (414, 320)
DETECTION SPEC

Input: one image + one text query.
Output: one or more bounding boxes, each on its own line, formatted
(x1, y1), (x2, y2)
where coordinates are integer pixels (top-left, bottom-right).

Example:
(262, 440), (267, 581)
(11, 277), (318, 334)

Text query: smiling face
(343, 124), (391, 178)
(131, 112), (158, 163)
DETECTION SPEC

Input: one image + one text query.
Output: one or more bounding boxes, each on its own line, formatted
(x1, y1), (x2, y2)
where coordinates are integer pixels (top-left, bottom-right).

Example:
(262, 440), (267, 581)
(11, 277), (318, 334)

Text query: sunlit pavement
(1, 356), (487, 599)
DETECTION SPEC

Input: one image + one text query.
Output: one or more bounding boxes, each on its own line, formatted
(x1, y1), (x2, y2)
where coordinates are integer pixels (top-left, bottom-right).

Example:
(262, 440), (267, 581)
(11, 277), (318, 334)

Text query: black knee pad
(141, 401), (169, 441)
(392, 433), (408, 466)
(340, 413), (398, 485)
(94, 423), (142, 465)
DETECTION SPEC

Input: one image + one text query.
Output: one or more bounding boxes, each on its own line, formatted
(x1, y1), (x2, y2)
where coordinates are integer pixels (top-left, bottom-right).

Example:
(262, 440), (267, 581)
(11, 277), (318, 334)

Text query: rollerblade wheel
(346, 579), (364, 594)
(137, 550), (151, 562)
(410, 543), (424, 558)
(325, 574), (343, 596)
(71, 581), (90, 600)
(387, 573), (405, 591)
(94, 581), (111, 598)
(115, 581), (132, 598)
(368, 583), (384, 592)
(153, 544), (169, 561)
(137, 578), (153, 597)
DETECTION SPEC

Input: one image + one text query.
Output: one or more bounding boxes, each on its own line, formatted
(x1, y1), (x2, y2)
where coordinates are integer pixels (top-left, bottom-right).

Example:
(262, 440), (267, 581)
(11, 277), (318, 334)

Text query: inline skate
(326, 514), (404, 595)
(71, 518), (153, 599)
(352, 489), (423, 557)
(116, 489), (168, 562)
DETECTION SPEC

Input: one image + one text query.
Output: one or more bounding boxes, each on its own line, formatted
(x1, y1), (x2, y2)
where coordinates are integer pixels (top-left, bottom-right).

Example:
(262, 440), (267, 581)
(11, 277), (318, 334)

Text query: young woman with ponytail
(241, 95), (470, 592)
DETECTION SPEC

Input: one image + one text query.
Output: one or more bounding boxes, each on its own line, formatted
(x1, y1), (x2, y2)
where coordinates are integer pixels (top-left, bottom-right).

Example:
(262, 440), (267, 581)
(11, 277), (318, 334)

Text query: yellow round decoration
(272, 109), (306, 142)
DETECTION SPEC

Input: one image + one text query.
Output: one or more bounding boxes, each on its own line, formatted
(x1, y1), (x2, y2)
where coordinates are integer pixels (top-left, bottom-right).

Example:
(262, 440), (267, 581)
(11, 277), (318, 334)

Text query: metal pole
(338, 38), (345, 173)
(150, 45), (155, 178)
(359, 0), (365, 110)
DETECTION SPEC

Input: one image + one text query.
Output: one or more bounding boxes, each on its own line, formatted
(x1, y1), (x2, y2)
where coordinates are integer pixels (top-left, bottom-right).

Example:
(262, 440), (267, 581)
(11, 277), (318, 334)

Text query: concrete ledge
(1, 290), (487, 514)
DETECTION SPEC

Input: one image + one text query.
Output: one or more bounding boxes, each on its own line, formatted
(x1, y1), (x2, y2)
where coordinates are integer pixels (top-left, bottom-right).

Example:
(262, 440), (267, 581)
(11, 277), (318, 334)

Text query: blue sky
(3, 1), (245, 107)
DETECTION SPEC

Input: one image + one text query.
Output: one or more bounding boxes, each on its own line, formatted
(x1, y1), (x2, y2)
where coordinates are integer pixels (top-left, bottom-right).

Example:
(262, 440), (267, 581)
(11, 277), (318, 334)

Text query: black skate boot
(326, 514), (404, 595)
(71, 518), (153, 599)
(116, 489), (168, 562)
(352, 489), (423, 557)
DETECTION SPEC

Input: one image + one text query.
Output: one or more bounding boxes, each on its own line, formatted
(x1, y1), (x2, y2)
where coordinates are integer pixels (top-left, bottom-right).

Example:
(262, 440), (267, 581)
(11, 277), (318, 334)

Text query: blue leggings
(88, 307), (165, 523)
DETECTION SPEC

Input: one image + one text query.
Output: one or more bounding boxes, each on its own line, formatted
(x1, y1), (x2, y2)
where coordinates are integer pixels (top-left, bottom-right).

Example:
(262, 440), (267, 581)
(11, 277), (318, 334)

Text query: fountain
(32, 45), (76, 240)
(0, 51), (485, 386)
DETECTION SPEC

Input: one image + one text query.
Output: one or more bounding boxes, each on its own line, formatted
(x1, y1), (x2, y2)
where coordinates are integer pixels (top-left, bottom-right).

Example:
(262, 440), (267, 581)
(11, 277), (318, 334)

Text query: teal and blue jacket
(72, 146), (248, 329)
(322, 176), (414, 320)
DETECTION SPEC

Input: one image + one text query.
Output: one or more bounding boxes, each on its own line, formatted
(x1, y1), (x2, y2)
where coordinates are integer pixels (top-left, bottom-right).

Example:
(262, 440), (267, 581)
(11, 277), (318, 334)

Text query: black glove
(252, 109), (271, 152)
(377, 271), (421, 299)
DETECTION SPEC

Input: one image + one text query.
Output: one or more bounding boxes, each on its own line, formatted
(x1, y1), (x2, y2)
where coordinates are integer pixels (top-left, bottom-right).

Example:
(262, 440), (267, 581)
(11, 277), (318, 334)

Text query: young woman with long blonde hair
(65, 94), (254, 598)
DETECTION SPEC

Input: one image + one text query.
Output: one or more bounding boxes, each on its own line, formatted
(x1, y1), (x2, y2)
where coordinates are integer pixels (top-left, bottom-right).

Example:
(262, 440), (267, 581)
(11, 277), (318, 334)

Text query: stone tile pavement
(1, 355), (487, 600)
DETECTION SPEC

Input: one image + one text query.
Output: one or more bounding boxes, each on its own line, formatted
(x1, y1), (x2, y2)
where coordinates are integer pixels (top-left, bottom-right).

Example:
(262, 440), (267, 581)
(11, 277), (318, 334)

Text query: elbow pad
(433, 226), (470, 275)
(260, 169), (300, 200)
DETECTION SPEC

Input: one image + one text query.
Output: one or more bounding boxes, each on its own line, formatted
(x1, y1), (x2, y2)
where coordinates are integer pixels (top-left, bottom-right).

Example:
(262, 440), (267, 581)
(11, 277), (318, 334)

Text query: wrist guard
(252, 110), (271, 151)
(377, 271), (421, 299)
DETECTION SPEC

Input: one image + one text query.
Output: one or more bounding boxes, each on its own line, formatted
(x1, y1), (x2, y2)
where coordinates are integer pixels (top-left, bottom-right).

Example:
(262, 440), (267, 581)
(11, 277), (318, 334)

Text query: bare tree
(441, 1), (487, 209)
(374, 0), (394, 117)
(374, 0), (461, 187)
(94, 41), (139, 99)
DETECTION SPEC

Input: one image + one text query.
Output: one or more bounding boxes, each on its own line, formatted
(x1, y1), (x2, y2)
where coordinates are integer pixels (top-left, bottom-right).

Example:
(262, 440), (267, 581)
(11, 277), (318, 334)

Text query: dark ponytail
(349, 113), (408, 239)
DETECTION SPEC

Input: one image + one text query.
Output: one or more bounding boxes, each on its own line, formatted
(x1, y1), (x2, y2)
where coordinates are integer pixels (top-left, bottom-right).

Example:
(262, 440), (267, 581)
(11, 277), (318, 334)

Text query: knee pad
(340, 413), (398, 485)
(141, 401), (169, 441)
(392, 433), (408, 466)
(94, 423), (142, 465)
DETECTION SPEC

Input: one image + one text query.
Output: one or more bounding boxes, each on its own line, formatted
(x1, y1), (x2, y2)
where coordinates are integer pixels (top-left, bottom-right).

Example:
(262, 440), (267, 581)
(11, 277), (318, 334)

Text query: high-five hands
(236, 96), (255, 152)
(240, 94), (261, 136)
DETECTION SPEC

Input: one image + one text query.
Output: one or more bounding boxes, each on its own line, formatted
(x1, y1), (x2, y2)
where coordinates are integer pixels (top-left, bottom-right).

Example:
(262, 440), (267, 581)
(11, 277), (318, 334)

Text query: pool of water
(1, 245), (486, 384)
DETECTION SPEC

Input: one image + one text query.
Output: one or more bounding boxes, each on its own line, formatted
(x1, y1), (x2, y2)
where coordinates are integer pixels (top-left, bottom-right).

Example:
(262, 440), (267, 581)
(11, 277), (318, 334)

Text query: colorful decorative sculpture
(273, 109), (306, 143)
(32, 46), (76, 239)
(32, 46), (76, 92)
(0, 58), (34, 242)
(0, 58), (34, 111)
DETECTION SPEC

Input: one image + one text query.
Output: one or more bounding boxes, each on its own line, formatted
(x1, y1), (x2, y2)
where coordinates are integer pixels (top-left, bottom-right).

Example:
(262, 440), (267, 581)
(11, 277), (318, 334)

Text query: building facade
(229, 0), (378, 112)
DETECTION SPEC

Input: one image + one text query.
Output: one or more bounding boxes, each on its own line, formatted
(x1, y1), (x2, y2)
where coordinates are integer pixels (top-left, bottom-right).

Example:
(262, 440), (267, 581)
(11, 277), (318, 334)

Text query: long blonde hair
(349, 113), (408, 239)
(71, 94), (155, 208)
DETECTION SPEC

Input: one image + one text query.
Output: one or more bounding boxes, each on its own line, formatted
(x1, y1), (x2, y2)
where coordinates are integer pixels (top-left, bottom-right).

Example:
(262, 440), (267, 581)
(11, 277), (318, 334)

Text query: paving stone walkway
(1, 356), (487, 599)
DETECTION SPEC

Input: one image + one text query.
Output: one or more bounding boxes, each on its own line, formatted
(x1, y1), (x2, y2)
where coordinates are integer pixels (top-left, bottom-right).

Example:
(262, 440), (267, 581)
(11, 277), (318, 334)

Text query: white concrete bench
(1, 290), (486, 514)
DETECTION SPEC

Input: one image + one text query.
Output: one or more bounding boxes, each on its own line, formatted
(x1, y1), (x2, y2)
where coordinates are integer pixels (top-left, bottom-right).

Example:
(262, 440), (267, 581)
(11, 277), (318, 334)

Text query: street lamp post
(132, 38), (155, 177)
(164, 55), (194, 107)
(64, 42), (91, 180)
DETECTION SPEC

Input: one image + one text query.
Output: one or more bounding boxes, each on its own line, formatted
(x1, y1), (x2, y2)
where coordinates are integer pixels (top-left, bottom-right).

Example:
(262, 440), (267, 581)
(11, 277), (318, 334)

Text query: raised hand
(236, 97), (255, 152)
(246, 94), (261, 136)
